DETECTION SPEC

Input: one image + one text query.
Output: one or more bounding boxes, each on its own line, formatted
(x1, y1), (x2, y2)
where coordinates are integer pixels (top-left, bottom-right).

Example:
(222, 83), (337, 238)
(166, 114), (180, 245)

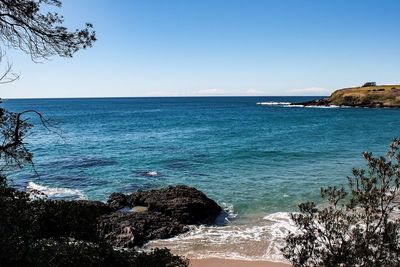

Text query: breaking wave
(305, 105), (340, 109)
(257, 102), (344, 108)
(145, 210), (295, 263)
(256, 102), (292, 106)
(27, 181), (86, 200)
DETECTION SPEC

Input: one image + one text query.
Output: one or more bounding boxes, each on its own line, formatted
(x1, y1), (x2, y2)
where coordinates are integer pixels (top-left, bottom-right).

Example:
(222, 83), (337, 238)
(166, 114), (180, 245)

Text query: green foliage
(283, 139), (400, 266)
(31, 200), (111, 242)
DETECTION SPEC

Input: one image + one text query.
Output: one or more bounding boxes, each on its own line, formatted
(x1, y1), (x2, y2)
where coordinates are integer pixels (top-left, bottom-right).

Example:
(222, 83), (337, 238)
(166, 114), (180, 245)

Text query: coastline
(190, 258), (290, 267)
(145, 211), (294, 264)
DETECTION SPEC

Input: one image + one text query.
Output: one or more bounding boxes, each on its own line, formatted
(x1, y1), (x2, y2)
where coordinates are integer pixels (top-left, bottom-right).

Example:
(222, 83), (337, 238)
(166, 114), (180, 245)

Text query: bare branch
(0, 108), (62, 172)
(0, 49), (19, 83)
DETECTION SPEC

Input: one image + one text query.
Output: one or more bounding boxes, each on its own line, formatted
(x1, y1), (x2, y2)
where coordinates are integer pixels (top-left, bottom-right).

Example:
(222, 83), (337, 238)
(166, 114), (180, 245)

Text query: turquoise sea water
(4, 97), (400, 260)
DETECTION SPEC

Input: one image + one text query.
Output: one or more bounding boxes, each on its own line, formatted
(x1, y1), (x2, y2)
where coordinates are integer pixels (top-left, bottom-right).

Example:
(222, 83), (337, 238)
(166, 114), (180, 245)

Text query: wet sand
(190, 258), (290, 267)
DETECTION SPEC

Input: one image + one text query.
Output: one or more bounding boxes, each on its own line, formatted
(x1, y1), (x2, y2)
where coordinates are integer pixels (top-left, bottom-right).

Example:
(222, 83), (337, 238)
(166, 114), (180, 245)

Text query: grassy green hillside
(329, 84), (400, 107)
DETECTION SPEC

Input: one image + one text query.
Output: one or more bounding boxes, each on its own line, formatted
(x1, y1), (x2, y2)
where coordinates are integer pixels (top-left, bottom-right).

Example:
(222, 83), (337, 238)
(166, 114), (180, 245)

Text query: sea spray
(27, 181), (86, 200)
(256, 101), (343, 108)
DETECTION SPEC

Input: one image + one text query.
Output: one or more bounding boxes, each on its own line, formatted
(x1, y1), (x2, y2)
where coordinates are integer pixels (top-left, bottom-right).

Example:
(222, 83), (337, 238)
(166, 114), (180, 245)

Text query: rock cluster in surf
(26, 185), (221, 248)
(99, 185), (222, 247)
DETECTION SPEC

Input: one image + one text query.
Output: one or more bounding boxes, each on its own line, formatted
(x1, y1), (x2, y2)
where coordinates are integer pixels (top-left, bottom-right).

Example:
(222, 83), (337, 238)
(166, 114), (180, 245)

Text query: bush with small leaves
(283, 139), (400, 266)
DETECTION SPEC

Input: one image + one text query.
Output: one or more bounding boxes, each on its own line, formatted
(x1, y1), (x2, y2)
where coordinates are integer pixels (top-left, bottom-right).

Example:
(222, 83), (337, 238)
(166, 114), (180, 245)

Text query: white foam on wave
(283, 104), (342, 108)
(305, 105), (340, 109)
(145, 211), (296, 263)
(220, 202), (238, 222)
(146, 171), (158, 177)
(257, 102), (349, 109)
(27, 181), (86, 200)
(263, 212), (298, 238)
(283, 104), (304, 107)
(256, 102), (292, 106)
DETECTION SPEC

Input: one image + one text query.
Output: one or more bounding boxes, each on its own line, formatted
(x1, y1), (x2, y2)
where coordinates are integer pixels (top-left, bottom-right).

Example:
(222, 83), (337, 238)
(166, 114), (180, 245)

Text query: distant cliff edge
(295, 83), (400, 108)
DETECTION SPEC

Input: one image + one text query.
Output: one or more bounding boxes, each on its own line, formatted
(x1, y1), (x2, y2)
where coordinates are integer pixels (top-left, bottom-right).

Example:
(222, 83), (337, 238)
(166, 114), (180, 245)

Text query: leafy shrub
(283, 139), (400, 266)
(31, 200), (111, 242)
(130, 248), (189, 267)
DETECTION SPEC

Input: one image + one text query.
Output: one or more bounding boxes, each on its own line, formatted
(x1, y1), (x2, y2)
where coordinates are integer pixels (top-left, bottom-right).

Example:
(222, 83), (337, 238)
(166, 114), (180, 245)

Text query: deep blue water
(4, 97), (400, 217)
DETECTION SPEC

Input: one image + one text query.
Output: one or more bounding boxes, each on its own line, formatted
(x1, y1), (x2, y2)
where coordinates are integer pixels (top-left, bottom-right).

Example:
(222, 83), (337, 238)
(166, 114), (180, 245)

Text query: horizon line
(2, 95), (328, 100)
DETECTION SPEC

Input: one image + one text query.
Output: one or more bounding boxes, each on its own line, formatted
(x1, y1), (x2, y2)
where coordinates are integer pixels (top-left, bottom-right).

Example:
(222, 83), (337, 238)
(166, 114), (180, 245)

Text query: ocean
(4, 96), (400, 261)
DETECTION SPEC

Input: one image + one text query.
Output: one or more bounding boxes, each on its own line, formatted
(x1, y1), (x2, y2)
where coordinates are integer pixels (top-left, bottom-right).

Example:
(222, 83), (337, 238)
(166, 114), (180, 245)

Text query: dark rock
(101, 185), (222, 247)
(292, 98), (331, 107)
(76, 200), (113, 213)
(126, 185), (222, 225)
(98, 211), (186, 247)
(107, 192), (127, 210)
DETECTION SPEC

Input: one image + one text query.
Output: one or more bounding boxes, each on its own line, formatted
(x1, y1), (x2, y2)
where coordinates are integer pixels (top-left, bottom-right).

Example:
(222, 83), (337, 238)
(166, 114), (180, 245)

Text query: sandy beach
(190, 258), (290, 267)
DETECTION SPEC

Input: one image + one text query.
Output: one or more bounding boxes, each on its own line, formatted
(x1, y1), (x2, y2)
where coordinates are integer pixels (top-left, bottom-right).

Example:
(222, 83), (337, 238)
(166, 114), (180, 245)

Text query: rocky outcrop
(293, 84), (400, 108)
(99, 185), (222, 247)
(98, 211), (185, 247)
(293, 98), (331, 107)
(126, 185), (222, 225)
(107, 192), (128, 210)
(22, 185), (221, 249)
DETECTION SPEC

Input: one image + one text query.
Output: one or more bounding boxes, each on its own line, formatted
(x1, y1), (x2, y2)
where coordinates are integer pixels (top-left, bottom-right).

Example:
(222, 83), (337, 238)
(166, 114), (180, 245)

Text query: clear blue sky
(3, 0), (400, 98)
